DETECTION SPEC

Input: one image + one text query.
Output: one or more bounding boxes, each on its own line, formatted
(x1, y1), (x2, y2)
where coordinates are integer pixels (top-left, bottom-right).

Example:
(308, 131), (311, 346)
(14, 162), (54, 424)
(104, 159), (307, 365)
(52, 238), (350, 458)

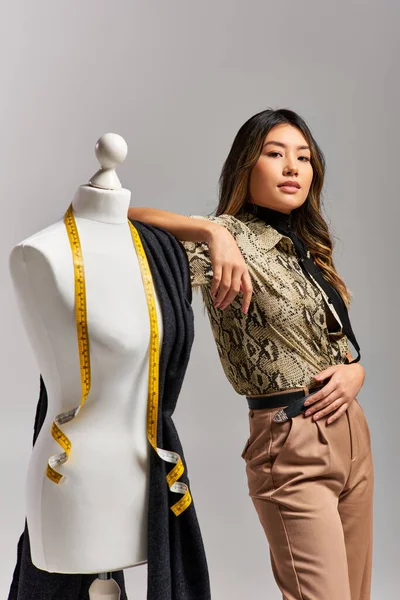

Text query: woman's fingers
(306, 395), (354, 422)
(306, 396), (343, 420)
(212, 265), (234, 305)
(217, 269), (242, 309)
(326, 403), (350, 424)
(304, 390), (339, 416)
(240, 271), (253, 313)
(210, 264), (222, 299)
(312, 399), (350, 423)
(214, 267), (253, 311)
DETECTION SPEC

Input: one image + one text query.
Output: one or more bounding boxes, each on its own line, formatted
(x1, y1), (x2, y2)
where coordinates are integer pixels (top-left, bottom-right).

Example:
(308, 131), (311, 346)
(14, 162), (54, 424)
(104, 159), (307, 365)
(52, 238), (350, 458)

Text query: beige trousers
(241, 388), (374, 600)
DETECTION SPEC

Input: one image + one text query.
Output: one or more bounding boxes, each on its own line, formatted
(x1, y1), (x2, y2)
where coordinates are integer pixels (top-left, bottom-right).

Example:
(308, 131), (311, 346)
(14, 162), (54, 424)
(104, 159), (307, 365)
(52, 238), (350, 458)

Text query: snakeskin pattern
(180, 211), (350, 396)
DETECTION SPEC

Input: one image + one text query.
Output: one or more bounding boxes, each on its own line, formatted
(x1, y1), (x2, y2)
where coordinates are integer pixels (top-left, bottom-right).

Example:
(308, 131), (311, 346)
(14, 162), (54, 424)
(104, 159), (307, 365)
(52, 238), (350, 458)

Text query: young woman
(128, 108), (373, 600)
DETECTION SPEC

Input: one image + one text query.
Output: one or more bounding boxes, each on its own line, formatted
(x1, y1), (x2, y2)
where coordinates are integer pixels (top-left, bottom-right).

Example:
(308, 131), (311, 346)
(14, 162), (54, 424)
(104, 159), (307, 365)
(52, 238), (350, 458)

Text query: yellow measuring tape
(46, 203), (192, 516)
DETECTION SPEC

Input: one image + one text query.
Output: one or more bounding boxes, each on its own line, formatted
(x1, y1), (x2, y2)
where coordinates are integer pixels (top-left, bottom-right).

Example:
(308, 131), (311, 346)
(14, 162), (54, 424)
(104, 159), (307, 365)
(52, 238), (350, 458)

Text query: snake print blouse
(179, 211), (350, 396)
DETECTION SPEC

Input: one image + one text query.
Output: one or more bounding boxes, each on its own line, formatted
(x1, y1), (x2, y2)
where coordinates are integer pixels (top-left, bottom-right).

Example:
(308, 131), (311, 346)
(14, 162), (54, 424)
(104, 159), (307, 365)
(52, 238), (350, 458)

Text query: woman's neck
(71, 185), (131, 224)
(249, 203), (293, 232)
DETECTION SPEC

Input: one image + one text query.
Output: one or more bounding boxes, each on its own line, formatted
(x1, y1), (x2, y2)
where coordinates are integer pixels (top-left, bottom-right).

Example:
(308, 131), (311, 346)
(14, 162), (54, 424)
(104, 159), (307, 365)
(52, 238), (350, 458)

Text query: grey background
(1, 1), (398, 598)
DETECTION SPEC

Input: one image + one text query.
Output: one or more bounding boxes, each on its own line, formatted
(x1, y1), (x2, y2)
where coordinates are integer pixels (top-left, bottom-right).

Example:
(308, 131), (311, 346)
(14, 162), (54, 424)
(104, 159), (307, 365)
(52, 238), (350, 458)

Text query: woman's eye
(267, 152), (310, 162)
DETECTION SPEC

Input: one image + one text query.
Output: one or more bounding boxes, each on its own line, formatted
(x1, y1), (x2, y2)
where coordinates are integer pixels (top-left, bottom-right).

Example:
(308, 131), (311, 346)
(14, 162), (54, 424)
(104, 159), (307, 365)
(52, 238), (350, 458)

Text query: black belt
(246, 384), (325, 423)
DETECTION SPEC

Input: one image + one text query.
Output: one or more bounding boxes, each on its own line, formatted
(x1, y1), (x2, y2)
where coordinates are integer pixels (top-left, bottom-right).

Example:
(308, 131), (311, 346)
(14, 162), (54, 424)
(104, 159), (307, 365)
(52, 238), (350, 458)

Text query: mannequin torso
(9, 185), (163, 573)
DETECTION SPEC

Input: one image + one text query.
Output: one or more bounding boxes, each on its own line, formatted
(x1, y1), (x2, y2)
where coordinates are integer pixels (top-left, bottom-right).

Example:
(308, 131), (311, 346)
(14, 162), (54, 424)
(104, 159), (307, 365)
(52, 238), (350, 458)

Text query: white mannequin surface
(9, 183), (163, 574)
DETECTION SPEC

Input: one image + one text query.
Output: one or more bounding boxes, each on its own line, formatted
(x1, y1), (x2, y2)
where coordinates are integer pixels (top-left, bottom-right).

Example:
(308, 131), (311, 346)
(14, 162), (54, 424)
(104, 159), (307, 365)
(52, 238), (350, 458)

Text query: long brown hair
(215, 108), (352, 307)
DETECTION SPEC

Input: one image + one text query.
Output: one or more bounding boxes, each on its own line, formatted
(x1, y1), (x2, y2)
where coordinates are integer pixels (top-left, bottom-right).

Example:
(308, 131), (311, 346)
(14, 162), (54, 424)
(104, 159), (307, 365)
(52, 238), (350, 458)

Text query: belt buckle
(272, 408), (290, 423)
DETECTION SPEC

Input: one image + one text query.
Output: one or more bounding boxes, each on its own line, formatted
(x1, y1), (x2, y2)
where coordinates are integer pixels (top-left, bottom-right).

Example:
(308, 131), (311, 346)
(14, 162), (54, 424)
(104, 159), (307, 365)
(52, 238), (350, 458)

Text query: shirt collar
(237, 210), (292, 252)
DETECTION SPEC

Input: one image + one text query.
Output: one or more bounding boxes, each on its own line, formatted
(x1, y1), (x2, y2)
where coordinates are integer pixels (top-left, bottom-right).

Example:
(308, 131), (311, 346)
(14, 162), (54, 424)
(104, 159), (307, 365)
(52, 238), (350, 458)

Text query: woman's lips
(278, 185), (300, 193)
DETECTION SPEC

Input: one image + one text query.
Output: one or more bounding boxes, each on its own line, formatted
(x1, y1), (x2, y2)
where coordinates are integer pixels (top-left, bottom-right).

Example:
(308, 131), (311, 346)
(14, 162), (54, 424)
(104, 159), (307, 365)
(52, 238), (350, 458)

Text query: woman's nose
(283, 164), (298, 175)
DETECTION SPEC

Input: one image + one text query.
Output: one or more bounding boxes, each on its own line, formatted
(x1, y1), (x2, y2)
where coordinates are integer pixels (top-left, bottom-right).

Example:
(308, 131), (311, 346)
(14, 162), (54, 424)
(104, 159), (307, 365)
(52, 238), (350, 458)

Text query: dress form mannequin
(9, 134), (163, 599)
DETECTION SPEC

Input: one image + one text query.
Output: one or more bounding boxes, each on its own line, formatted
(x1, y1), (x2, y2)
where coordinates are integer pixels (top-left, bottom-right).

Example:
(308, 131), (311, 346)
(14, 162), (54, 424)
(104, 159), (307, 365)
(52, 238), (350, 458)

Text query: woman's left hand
(303, 363), (366, 424)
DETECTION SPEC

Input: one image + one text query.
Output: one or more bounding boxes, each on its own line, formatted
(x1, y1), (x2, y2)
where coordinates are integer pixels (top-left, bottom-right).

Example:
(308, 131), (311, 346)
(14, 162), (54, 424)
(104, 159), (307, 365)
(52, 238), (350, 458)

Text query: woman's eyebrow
(263, 141), (310, 151)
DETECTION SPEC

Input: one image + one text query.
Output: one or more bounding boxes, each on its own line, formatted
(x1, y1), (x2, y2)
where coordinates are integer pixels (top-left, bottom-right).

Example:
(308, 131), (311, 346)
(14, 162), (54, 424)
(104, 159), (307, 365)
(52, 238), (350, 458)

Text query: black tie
(249, 204), (360, 364)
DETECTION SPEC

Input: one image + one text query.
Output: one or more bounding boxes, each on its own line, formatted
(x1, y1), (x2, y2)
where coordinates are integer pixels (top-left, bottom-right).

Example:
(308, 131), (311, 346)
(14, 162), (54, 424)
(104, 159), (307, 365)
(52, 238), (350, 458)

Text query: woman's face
(248, 123), (313, 214)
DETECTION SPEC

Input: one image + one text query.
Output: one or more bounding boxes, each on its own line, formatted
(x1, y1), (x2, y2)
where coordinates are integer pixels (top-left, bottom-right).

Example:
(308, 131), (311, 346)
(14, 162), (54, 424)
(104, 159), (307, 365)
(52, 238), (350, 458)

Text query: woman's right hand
(206, 224), (253, 314)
